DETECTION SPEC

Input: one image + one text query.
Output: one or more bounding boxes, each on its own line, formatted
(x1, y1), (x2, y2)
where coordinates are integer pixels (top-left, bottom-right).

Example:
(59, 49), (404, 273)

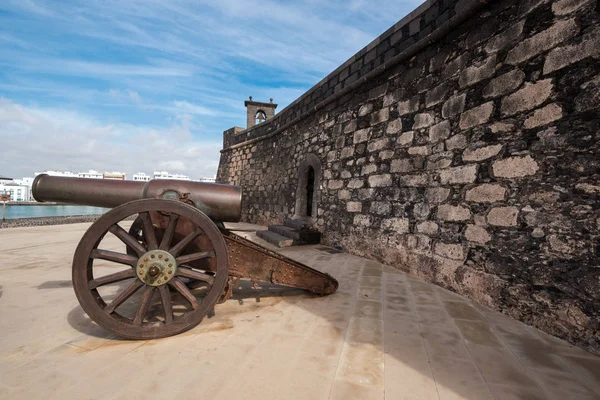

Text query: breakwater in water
(0, 214), (137, 229)
(0, 214), (104, 229)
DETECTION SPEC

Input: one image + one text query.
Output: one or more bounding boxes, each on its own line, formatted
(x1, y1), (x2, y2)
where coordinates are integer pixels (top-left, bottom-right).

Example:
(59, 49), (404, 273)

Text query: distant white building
(13, 177), (35, 201)
(199, 177), (216, 183)
(78, 170), (103, 179)
(153, 171), (190, 181)
(35, 170), (79, 178)
(133, 172), (151, 181)
(103, 171), (126, 180)
(0, 182), (31, 202)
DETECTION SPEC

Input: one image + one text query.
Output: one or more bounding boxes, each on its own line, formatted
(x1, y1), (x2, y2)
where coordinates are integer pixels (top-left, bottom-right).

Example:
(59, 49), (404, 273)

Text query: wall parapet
(222, 0), (489, 151)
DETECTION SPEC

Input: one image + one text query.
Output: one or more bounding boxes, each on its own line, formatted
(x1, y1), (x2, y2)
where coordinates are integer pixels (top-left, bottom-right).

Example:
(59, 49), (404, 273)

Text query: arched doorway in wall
(294, 154), (321, 221)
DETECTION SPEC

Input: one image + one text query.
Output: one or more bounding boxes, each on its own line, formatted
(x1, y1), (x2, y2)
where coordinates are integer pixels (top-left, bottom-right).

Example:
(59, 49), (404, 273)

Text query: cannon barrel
(32, 174), (242, 222)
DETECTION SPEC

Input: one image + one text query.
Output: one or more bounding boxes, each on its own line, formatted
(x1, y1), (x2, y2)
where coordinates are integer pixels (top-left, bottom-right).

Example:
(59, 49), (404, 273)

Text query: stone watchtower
(244, 97), (277, 129)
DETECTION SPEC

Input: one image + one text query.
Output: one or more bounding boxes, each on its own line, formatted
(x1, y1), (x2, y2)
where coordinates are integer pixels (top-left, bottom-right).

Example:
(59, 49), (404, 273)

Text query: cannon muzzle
(32, 174), (242, 222)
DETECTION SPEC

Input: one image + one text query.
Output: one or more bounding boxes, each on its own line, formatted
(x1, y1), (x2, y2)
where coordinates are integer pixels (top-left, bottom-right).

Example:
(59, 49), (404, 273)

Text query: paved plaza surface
(1, 222), (599, 400)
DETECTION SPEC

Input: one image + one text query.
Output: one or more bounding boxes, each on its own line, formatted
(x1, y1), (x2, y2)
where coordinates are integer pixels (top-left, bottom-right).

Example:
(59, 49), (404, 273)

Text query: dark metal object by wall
(32, 174), (243, 222)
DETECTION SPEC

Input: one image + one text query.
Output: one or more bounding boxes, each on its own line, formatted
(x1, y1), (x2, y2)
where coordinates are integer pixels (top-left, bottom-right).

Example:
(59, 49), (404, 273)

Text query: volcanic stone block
(426, 82), (448, 107)
(329, 180), (344, 190)
(434, 242), (466, 260)
(386, 119), (402, 135)
(383, 88), (402, 107)
(437, 204), (471, 221)
(505, 19), (578, 65)
(429, 120), (451, 143)
(460, 102), (494, 130)
(442, 94), (466, 118)
(483, 70), (525, 98)
(391, 159), (414, 173)
(353, 214), (371, 227)
(485, 21), (524, 54)
(361, 164), (377, 175)
(370, 201), (391, 214)
(341, 146), (355, 159)
(523, 103), (563, 129)
(347, 202), (362, 212)
(367, 138), (390, 152)
(487, 206), (519, 226)
(465, 184), (507, 203)
(501, 80), (553, 116)
(371, 108), (390, 125)
(575, 183), (600, 195)
(552, 0), (593, 15)
(459, 55), (497, 88)
(408, 146), (430, 156)
(442, 53), (468, 79)
(446, 134), (468, 150)
(465, 225), (491, 244)
(359, 103), (373, 116)
(492, 156), (539, 178)
(414, 113), (435, 129)
(427, 155), (452, 170)
(381, 217), (409, 233)
(348, 179), (364, 189)
(368, 174), (392, 187)
(380, 150), (394, 160)
(354, 128), (371, 143)
(398, 131), (415, 146)
(462, 144), (503, 162)
(416, 221), (439, 235)
(439, 165), (478, 184)
(426, 187), (451, 203)
(399, 174), (429, 187)
(338, 190), (351, 200)
(398, 96), (420, 116)
(543, 27), (600, 74)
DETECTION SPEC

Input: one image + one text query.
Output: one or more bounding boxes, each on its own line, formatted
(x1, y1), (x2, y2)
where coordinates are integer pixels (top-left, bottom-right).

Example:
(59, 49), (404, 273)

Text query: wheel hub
(136, 249), (177, 286)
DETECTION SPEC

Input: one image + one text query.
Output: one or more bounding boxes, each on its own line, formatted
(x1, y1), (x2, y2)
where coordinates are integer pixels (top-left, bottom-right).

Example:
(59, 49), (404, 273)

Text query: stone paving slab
(0, 222), (599, 399)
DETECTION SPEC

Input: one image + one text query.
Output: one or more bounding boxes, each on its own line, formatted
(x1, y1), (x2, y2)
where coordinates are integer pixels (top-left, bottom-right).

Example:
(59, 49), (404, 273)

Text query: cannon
(32, 174), (338, 339)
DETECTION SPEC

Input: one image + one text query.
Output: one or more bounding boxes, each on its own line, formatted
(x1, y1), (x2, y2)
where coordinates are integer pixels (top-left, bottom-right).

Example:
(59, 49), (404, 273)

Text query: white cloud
(109, 89), (142, 104)
(0, 48), (195, 79)
(0, 98), (221, 179)
(172, 101), (216, 116)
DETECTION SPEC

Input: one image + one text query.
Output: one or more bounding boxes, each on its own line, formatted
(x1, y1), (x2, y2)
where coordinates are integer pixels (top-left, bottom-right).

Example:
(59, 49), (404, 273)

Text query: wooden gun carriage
(32, 174), (338, 339)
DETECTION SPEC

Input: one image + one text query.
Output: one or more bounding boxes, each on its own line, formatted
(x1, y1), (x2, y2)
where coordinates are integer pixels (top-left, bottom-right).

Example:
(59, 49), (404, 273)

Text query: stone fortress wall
(217, 0), (600, 353)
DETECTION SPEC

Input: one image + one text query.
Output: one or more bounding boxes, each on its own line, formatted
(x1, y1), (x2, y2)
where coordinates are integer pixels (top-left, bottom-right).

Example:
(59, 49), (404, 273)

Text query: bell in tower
(244, 96), (278, 129)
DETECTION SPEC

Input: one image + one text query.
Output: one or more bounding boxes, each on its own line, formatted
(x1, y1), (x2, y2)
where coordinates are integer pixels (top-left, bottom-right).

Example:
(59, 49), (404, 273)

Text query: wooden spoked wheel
(72, 198), (228, 339)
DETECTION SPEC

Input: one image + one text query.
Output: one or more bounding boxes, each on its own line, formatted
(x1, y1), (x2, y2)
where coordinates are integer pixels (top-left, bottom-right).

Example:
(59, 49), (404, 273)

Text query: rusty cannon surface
(32, 174), (338, 339)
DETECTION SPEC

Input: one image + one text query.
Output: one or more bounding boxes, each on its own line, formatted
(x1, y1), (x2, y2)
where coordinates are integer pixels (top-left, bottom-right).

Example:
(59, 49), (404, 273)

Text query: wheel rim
(72, 198), (228, 339)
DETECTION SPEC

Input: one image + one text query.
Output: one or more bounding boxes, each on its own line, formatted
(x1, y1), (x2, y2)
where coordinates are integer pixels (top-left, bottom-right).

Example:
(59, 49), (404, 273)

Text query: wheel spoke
(159, 214), (179, 251)
(139, 212), (158, 250)
(105, 280), (144, 314)
(133, 286), (155, 326)
(91, 249), (138, 267)
(109, 224), (146, 256)
(169, 277), (200, 310)
(169, 228), (202, 257)
(176, 267), (215, 285)
(175, 250), (215, 265)
(89, 269), (136, 289)
(158, 285), (173, 324)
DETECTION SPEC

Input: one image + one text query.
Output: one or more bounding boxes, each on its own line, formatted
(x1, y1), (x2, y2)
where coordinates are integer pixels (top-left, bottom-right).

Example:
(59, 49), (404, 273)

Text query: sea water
(3, 204), (109, 219)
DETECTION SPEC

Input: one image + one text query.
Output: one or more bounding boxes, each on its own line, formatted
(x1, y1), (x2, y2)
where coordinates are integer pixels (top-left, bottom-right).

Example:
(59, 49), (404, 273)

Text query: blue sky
(0, 0), (422, 179)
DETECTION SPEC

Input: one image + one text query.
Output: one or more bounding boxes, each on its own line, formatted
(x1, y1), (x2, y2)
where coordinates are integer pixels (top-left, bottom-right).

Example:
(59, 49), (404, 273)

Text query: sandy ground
(0, 222), (599, 400)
